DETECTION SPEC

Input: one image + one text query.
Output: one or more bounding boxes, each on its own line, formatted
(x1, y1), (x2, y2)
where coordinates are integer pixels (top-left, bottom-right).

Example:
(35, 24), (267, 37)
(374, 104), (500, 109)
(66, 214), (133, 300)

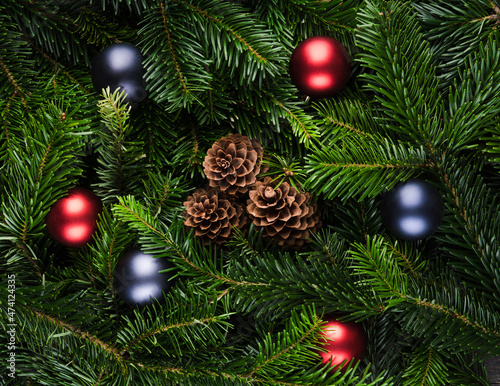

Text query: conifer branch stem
(413, 298), (500, 337)
(0, 55), (28, 105)
(173, 0), (267, 64)
(324, 117), (370, 137)
(272, 97), (311, 140)
(28, 39), (89, 92)
(120, 316), (220, 354)
(244, 319), (322, 377)
(420, 348), (433, 386)
(388, 244), (421, 278)
(2, 90), (17, 143)
(116, 201), (268, 288)
(103, 92), (125, 195)
(29, 308), (126, 368)
(159, 2), (187, 93)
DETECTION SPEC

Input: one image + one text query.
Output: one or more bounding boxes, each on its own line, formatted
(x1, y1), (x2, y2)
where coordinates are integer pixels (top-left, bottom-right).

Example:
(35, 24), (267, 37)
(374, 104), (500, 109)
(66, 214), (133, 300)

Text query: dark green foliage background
(1, 0), (500, 385)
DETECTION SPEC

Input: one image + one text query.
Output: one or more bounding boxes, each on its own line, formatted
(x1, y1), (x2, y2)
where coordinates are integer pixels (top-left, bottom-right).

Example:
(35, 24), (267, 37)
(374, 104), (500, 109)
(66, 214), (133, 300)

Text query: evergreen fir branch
(173, 0), (285, 85)
(94, 87), (148, 203)
(414, 0), (498, 90)
(117, 289), (230, 358)
(230, 244), (385, 319)
(349, 235), (409, 304)
(402, 345), (448, 386)
(356, 0), (443, 143)
(242, 306), (321, 379)
(446, 351), (490, 385)
(138, 2), (212, 110)
(0, 100), (90, 267)
(443, 34), (500, 153)
(385, 241), (426, 279)
(74, 7), (136, 47)
(484, 118), (500, 162)
(141, 170), (189, 217)
(304, 228), (349, 266)
(230, 82), (320, 148)
(305, 135), (429, 201)
(313, 96), (381, 142)
(112, 195), (263, 289)
(96, 0), (151, 16)
(263, 0), (358, 47)
(399, 289), (500, 356)
(8, 303), (127, 383)
(27, 42), (91, 95)
(258, 154), (310, 191)
(7, 0), (88, 66)
(0, 10), (35, 104)
(288, 0), (361, 33)
(251, 0), (294, 48)
(88, 207), (131, 300)
(266, 90), (321, 147)
(349, 237), (500, 356)
(436, 157), (500, 306)
(129, 102), (180, 168)
(366, 312), (406, 383)
(326, 197), (383, 244)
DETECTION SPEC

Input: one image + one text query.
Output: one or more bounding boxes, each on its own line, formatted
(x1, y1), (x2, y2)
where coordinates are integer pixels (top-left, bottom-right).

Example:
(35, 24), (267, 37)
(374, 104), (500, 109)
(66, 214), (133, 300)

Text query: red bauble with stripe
(45, 187), (103, 248)
(319, 316), (367, 372)
(289, 36), (351, 99)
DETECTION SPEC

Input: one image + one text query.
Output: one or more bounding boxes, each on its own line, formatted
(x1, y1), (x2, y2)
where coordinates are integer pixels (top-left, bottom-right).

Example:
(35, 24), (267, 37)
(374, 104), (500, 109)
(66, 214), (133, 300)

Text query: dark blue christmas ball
(91, 43), (147, 106)
(381, 179), (444, 241)
(113, 249), (174, 308)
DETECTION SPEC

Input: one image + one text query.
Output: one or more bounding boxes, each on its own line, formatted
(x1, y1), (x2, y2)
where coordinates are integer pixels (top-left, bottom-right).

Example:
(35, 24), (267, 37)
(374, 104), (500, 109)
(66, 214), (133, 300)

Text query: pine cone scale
(183, 188), (247, 244)
(246, 177), (321, 249)
(203, 134), (263, 195)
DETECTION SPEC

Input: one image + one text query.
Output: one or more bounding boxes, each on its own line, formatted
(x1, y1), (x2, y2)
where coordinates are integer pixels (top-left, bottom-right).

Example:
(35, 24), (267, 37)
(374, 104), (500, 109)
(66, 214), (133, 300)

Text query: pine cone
(203, 134), (263, 195)
(246, 177), (321, 249)
(183, 188), (246, 244)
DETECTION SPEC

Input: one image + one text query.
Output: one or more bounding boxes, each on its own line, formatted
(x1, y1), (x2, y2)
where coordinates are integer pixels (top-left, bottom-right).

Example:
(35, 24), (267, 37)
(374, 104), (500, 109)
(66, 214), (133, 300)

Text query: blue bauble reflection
(381, 179), (444, 241)
(91, 43), (147, 106)
(113, 249), (174, 308)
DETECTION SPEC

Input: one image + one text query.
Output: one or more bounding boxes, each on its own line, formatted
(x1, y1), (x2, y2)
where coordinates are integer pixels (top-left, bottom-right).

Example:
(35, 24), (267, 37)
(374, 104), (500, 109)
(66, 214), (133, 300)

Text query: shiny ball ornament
(45, 187), (103, 248)
(289, 36), (351, 99)
(113, 249), (174, 308)
(381, 179), (444, 241)
(319, 316), (367, 372)
(91, 43), (147, 106)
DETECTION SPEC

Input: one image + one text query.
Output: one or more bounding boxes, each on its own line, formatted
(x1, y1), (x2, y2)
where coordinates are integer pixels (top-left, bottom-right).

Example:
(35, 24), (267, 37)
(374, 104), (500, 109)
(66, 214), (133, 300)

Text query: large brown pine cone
(183, 188), (246, 244)
(246, 177), (321, 249)
(203, 134), (263, 195)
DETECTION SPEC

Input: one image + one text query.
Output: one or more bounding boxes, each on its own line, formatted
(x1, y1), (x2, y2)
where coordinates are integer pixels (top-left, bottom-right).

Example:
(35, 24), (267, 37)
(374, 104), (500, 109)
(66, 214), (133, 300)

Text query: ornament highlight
(113, 249), (174, 308)
(381, 179), (444, 241)
(319, 316), (367, 372)
(45, 187), (103, 248)
(91, 43), (147, 106)
(289, 36), (351, 99)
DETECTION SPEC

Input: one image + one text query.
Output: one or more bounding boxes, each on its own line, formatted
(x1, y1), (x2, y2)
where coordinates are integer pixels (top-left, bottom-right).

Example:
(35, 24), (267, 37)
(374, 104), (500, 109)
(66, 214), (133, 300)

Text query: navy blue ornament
(91, 43), (147, 106)
(113, 249), (174, 308)
(381, 179), (444, 241)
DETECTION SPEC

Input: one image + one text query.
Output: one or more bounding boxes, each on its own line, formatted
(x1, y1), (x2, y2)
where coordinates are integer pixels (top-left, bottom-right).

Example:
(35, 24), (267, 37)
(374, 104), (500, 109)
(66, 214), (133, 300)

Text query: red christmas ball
(45, 187), (103, 248)
(289, 36), (351, 99)
(318, 316), (367, 372)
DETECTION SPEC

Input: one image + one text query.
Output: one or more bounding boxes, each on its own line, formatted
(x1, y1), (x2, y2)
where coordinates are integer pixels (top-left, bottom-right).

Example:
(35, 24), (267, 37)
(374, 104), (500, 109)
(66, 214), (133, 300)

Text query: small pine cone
(183, 188), (246, 244)
(203, 133), (263, 195)
(246, 177), (321, 249)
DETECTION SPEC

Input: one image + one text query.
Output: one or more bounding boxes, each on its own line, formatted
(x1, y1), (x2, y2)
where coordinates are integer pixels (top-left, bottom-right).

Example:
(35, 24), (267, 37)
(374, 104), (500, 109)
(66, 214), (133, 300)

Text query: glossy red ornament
(289, 36), (351, 99)
(45, 187), (103, 248)
(318, 316), (367, 372)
